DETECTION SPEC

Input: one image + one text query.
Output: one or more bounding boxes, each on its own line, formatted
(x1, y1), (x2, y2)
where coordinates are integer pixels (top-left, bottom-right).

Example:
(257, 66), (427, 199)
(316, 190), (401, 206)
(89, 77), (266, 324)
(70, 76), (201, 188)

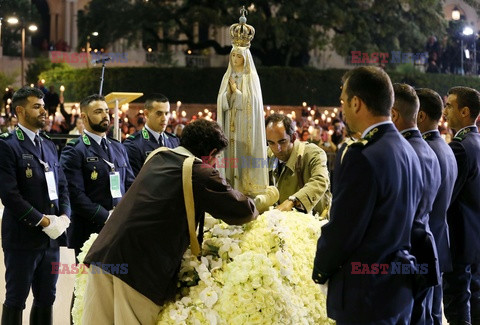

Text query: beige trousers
(81, 266), (162, 325)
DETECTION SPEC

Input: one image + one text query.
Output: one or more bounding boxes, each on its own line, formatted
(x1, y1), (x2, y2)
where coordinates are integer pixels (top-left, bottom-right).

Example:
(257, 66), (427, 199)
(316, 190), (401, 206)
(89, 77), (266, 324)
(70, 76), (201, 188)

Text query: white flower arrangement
(72, 210), (333, 324)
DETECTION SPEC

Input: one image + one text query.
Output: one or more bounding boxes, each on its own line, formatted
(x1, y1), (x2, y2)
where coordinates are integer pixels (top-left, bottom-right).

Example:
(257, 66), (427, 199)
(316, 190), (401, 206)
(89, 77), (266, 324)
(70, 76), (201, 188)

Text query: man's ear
(417, 110), (426, 123)
(290, 132), (297, 143)
(208, 148), (218, 157)
(351, 95), (361, 113)
(15, 106), (23, 118)
(460, 106), (471, 118)
(391, 108), (399, 122)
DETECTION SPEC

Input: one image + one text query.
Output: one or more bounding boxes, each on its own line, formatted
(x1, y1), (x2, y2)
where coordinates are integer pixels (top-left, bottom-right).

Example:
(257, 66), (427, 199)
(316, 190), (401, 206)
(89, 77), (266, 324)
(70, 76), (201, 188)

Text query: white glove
(319, 281), (328, 296)
(42, 215), (69, 240)
(254, 186), (280, 214)
(58, 214), (71, 228)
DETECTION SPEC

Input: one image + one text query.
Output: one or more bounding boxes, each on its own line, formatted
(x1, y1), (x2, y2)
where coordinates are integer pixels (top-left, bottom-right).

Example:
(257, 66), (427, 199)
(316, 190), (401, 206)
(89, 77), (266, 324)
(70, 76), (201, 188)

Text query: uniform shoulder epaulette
(40, 132), (51, 140)
(127, 132), (141, 140)
(453, 128), (471, 141)
(340, 138), (368, 163)
(164, 131), (177, 138)
(0, 132), (11, 139)
(66, 137), (81, 146)
(350, 139), (368, 148)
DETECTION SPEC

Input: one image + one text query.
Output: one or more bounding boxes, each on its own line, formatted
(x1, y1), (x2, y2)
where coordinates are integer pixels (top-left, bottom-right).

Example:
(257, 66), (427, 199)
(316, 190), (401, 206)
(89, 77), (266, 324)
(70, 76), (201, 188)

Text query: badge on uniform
(91, 169), (98, 180)
(26, 166), (33, 178)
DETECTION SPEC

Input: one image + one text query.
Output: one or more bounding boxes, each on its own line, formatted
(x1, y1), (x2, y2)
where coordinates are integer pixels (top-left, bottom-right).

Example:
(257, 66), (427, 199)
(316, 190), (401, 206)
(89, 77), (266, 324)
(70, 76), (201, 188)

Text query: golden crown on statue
(229, 6), (255, 48)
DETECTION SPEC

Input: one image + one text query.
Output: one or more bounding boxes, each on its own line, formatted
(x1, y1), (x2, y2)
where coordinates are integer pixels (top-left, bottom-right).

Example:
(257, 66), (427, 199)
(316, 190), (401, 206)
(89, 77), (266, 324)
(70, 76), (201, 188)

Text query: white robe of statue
(216, 46), (268, 197)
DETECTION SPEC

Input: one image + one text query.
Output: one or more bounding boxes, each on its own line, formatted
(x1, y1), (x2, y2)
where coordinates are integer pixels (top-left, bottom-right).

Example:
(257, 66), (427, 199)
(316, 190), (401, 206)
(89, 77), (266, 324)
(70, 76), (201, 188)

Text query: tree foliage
(0, 0), (41, 56)
(78, 0), (447, 67)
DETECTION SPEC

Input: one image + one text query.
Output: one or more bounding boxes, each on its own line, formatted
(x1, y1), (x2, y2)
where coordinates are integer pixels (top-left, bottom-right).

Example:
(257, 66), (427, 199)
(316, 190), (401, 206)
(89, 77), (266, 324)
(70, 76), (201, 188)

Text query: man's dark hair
(80, 94), (106, 112)
(180, 119), (228, 158)
(342, 66), (393, 117)
(448, 86), (480, 121)
(416, 88), (443, 122)
(265, 113), (295, 137)
(144, 93), (169, 110)
(11, 87), (44, 114)
(393, 83), (419, 123)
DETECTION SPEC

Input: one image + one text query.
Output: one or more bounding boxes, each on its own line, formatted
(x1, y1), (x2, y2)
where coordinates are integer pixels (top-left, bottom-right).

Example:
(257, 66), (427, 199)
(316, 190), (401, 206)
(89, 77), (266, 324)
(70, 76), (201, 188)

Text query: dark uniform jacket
(403, 129), (441, 286)
(123, 128), (179, 176)
(447, 126), (480, 263)
(0, 127), (71, 249)
(423, 130), (458, 272)
(84, 147), (257, 305)
(313, 123), (422, 322)
(60, 133), (134, 250)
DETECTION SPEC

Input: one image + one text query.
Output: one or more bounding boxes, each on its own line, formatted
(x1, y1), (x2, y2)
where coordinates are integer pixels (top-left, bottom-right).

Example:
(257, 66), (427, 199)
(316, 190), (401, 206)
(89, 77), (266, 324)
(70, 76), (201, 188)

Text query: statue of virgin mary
(216, 7), (268, 197)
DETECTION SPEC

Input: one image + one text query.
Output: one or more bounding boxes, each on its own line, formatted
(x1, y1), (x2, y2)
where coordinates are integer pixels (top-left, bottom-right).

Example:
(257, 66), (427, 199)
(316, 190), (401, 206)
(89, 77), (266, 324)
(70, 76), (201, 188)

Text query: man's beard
(87, 115), (109, 133)
(26, 112), (46, 129)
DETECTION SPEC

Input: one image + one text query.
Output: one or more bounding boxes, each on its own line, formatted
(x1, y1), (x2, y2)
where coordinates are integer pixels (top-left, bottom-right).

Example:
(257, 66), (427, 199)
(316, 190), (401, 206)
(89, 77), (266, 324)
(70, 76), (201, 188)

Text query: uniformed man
(123, 93), (179, 176)
(443, 86), (480, 325)
(313, 67), (423, 324)
(60, 94), (134, 258)
(0, 87), (71, 324)
(416, 88), (458, 324)
(265, 113), (331, 216)
(392, 83), (442, 325)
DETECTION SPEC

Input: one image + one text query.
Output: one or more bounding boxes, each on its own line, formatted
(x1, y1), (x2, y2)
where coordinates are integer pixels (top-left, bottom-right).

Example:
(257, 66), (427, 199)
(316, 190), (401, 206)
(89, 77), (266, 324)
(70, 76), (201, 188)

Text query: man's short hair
(448, 86), (480, 121)
(393, 83), (419, 123)
(11, 87), (44, 114)
(144, 93), (169, 110)
(416, 88), (443, 122)
(265, 113), (295, 137)
(80, 94), (106, 112)
(180, 119), (228, 158)
(342, 66), (393, 117)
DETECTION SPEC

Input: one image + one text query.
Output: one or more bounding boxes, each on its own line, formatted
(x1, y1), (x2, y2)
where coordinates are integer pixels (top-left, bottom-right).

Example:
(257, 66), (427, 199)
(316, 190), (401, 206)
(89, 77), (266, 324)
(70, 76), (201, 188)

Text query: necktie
(158, 134), (164, 147)
(34, 135), (44, 159)
(276, 161), (285, 176)
(101, 138), (111, 161)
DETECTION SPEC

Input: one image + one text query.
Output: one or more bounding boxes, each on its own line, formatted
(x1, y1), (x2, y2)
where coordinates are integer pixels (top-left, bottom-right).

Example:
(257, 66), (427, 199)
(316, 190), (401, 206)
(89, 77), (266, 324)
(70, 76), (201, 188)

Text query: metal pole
(475, 35), (478, 76)
(86, 36), (90, 68)
(99, 61), (106, 95)
(461, 38), (464, 75)
(0, 18), (3, 58)
(21, 27), (25, 86)
(114, 99), (120, 141)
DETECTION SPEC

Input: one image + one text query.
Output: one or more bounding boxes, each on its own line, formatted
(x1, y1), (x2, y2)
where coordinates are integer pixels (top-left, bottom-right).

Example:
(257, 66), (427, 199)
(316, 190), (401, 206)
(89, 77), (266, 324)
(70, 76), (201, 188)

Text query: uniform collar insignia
(458, 128), (471, 137)
(82, 134), (91, 146)
(364, 127), (378, 140)
(422, 132), (432, 140)
(142, 128), (150, 140)
(15, 127), (24, 141)
(402, 131), (412, 139)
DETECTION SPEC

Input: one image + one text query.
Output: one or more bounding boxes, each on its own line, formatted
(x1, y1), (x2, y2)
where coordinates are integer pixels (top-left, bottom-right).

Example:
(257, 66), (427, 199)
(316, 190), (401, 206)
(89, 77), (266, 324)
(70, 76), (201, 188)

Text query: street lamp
(461, 26), (474, 75)
(85, 32), (99, 68)
(452, 6), (461, 21)
(7, 17), (37, 86)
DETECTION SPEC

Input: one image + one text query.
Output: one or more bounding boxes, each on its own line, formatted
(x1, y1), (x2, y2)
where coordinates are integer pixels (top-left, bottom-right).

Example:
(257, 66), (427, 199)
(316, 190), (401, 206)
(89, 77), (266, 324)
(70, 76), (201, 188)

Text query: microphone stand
(99, 59), (107, 95)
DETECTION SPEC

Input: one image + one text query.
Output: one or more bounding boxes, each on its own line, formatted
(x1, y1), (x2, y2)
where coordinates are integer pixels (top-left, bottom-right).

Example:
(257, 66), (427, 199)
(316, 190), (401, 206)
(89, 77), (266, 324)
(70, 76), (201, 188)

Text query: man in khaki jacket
(266, 113), (331, 215)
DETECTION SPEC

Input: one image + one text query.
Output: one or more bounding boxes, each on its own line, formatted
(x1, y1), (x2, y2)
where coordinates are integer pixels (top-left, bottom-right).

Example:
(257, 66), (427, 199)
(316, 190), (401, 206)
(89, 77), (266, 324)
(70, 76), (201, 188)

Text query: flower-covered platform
(73, 210), (333, 324)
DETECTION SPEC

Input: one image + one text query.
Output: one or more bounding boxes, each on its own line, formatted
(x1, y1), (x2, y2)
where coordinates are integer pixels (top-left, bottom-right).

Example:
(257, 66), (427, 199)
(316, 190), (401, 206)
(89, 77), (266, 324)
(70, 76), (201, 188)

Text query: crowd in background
(0, 82), (478, 171)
